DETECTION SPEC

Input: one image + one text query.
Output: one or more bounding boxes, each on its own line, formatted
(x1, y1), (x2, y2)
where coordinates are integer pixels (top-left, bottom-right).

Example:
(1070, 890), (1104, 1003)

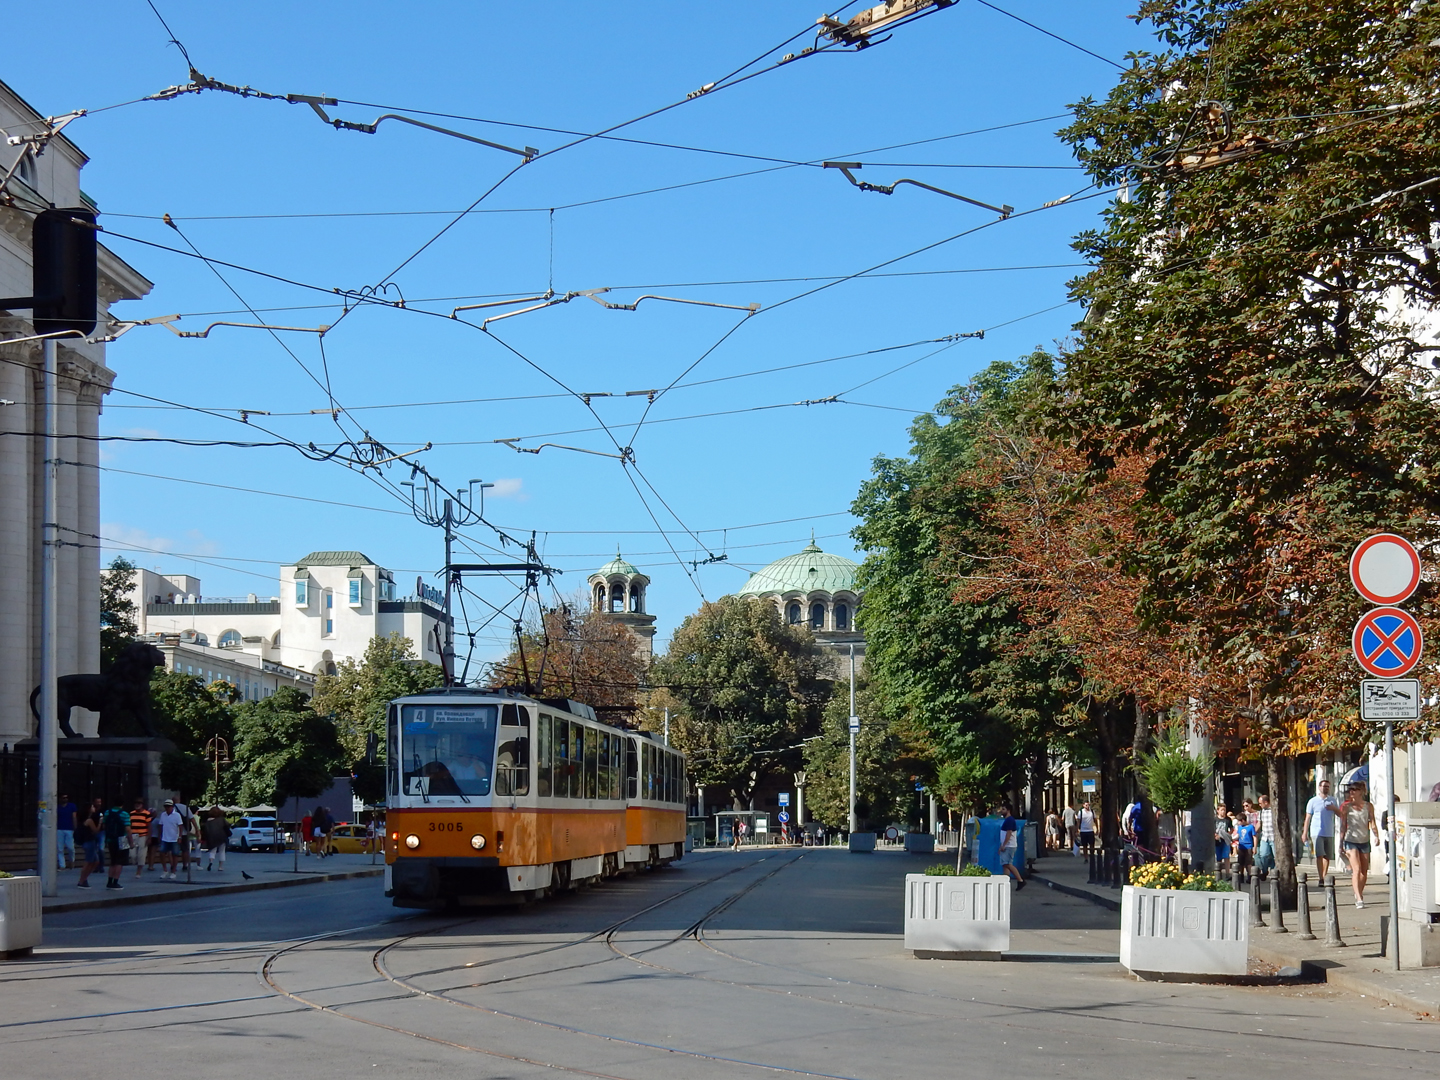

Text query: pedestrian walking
(101, 801), (130, 890)
(75, 805), (102, 888)
(1303, 779), (1341, 882)
(1341, 782), (1380, 908)
(998, 802), (1026, 891)
(1235, 811), (1256, 884)
(1214, 803), (1233, 874)
(155, 798), (184, 879)
(146, 803), (163, 871)
(364, 818), (378, 855)
(1255, 794), (1276, 881)
(301, 811), (314, 856)
(1045, 809), (1061, 852)
(202, 807), (232, 871)
(1078, 802), (1096, 855)
(1062, 802), (1078, 853)
(174, 797), (197, 872)
(129, 798), (152, 878)
(56, 793), (77, 870)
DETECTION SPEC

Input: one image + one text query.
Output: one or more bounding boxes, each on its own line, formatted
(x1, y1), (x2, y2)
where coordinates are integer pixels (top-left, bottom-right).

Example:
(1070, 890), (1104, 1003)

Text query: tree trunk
(1094, 698), (1126, 847)
(1266, 752), (1297, 907)
(1027, 751), (1046, 825)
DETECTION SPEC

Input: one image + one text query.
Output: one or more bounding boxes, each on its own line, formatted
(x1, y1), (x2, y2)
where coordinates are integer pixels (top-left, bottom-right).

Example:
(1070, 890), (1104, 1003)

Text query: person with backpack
(75, 805), (102, 888)
(102, 802), (131, 890)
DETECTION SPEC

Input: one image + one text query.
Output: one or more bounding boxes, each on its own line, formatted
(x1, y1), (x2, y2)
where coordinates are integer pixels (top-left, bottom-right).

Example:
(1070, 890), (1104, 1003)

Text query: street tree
(99, 556), (138, 671)
(1055, 0), (1440, 887)
(235, 687), (347, 810)
(311, 633), (442, 764)
(654, 596), (828, 808)
(491, 597), (649, 715)
(152, 672), (240, 804)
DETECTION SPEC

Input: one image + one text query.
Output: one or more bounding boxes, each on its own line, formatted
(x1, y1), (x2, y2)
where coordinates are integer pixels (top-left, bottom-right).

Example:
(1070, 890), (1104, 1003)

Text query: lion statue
(29, 641), (167, 738)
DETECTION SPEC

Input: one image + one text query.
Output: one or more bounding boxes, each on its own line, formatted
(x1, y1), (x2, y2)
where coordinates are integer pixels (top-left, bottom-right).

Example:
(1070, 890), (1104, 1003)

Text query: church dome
(735, 541), (859, 597)
(592, 553), (640, 579)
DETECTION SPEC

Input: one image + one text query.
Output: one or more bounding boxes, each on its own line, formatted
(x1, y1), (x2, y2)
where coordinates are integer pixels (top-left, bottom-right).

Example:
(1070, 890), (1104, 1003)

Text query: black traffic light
(32, 208), (98, 336)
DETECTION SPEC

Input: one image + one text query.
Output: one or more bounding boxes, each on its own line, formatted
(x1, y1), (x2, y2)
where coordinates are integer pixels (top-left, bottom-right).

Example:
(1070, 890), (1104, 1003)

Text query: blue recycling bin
(972, 816), (1026, 875)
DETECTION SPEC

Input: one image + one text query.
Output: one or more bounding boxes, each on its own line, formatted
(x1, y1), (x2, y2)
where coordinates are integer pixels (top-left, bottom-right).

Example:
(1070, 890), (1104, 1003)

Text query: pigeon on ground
(241, 871), (254, 880)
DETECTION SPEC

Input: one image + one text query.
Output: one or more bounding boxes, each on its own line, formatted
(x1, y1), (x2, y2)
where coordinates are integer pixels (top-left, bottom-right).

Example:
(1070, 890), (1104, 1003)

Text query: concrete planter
(1120, 885), (1247, 977)
(904, 873), (1010, 956)
(903, 832), (936, 854)
(0, 875), (42, 958)
(848, 832), (877, 852)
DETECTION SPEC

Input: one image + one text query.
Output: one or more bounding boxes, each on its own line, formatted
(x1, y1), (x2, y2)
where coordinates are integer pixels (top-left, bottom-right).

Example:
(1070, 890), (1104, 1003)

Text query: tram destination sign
(1360, 679), (1422, 721)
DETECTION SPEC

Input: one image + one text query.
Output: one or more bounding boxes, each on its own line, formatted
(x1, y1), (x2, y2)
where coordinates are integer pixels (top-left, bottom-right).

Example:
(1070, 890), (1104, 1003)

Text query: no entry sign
(1352, 607), (1424, 677)
(1350, 533), (1421, 606)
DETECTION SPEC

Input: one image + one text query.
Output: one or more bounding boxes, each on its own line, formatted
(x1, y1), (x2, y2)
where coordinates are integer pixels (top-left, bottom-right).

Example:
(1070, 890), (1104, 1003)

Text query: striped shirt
(130, 808), (152, 838)
(1258, 807), (1274, 844)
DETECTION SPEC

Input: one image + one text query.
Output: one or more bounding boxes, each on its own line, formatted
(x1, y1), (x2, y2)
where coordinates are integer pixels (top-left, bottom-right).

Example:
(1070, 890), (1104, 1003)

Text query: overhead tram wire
(969, 0), (1126, 70)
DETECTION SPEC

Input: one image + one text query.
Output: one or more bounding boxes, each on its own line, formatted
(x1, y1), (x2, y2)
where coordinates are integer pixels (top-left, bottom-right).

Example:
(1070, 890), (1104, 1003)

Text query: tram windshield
(399, 704), (496, 797)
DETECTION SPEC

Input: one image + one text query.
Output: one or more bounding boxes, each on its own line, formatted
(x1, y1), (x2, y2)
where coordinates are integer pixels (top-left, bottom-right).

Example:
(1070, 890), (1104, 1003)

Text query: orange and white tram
(384, 687), (686, 907)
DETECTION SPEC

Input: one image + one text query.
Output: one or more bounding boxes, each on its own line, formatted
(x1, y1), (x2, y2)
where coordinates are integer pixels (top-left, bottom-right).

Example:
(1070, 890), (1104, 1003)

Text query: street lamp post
(848, 643), (858, 835)
(205, 735), (231, 794)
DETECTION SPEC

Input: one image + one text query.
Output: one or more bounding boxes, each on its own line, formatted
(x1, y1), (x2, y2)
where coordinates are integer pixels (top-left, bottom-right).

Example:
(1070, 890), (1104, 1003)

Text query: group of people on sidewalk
(55, 794), (236, 889)
(1044, 801), (1099, 855)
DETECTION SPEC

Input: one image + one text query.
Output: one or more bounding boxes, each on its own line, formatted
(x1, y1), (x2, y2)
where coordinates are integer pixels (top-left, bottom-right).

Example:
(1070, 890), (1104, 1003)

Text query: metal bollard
(1269, 875), (1287, 933)
(1296, 872), (1315, 940)
(1231, 863), (1242, 893)
(1249, 872), (1265, 927)
(1087, 847), (1097, 884)
(1323, 874), (1346, 948)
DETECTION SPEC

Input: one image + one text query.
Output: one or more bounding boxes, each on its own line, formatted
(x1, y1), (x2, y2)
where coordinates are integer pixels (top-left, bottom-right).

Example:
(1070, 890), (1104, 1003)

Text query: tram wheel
(551, 860), (572, 894)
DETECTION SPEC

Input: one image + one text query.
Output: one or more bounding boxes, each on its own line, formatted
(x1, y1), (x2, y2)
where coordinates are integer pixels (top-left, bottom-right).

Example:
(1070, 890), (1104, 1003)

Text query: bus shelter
(714, 810), (770, 846)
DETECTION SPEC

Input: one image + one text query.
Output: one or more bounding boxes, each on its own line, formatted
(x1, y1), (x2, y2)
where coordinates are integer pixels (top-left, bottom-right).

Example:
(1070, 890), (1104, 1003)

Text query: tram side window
(664, 752), (674, 803)
(496, 729), (529, 798)
(658, 748), (668, 803)
(643, 743), (654, 801)
(611, 735), (622, 799)
(537, 713), (552, 797)
(386, 705), (400, 798)
(584, 725), (599, 799)
(598, 732), (611, 799)
(571, 723), (584, 799)
(555, 720), (571, 798)
(625, 739), (638, 799)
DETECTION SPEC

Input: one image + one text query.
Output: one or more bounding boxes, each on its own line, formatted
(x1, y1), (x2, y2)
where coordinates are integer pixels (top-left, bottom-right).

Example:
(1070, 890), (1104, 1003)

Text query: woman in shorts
(76, 806), (102, 888)
(1342, 783), (1380, 908)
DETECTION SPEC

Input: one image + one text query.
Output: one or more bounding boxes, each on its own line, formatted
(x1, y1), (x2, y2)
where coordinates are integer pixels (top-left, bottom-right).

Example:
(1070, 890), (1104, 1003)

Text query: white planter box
(903, 832), (936, 854)
(904, 874), (1010, 955)
(0, 875), (42, 957)
(1120, 885), (1247, 977)
(848, 832), (877, 852)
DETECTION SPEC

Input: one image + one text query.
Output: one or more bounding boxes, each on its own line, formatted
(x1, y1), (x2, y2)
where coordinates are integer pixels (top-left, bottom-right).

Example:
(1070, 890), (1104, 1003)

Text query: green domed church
(732, 538), (865, 665)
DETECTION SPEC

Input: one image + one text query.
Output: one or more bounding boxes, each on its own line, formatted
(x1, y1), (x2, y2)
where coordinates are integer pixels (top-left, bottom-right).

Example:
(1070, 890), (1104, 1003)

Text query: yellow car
(324, 823), (381, 855)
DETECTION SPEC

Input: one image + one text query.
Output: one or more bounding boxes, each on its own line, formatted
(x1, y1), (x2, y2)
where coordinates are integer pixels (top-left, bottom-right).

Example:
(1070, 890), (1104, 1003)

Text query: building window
(218, 630), (243, 649)
(294, 577), (308, 605)
(324, 590), (334, 635)
(630, 587), (643, 613)
(810, 603), (825, 630)
(786, 602), (801, 625)
(349, 579), (362, 606)
(595, 584), (606, 610)
(610, 586), (624, 613)
(834, 603), (849, 631)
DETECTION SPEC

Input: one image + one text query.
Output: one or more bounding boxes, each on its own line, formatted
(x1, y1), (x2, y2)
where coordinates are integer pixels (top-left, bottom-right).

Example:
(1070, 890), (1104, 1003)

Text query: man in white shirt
(155, 799), (184, 880)
(1303, 780), (1341, 882)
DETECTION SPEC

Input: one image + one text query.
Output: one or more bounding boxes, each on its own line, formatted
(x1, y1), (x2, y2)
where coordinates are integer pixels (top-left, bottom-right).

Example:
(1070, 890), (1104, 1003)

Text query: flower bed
(1120, 866), (1246, 977)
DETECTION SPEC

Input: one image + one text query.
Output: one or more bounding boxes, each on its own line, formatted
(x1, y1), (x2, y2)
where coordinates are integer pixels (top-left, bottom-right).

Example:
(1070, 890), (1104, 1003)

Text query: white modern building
(134, 551), (449, 680)
(0, 79), (152, 746)
(153, 633), (315, 702)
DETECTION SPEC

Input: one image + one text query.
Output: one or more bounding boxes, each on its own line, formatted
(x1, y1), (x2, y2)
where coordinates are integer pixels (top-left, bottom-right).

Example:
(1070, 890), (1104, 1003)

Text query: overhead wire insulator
(822, 161), (1013, 217)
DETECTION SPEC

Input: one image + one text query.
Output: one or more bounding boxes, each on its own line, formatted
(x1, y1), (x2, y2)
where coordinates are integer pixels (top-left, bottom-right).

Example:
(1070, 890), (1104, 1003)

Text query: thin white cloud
(489, 478), (526, 500)
(101, 523), (220, 557)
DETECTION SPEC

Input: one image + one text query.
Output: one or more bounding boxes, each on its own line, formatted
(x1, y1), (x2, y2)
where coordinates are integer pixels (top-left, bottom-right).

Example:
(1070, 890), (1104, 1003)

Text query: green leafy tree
(1056, 0), (1440, 890)
(99, 556), (139, 671)
(654, 596), (828, 808)
(234, 687), (346, 809)
(802, 677), (928, 832)
(150, 672), (241, 803)
(310, 633), (442, 765)
(1136, 727), (1213, 866)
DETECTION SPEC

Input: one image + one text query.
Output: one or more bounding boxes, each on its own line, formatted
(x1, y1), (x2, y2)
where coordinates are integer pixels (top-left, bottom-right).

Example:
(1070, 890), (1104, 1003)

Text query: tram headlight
(404, 834), (421, 850)
(470, 834), (486, 850)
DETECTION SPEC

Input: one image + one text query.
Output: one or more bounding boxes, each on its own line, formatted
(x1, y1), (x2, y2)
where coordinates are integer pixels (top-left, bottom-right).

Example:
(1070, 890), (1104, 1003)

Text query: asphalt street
(4, 847), (1435, 1079)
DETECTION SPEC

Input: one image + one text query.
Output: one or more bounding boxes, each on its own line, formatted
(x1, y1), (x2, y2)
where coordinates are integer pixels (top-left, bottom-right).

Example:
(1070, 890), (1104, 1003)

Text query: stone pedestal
(16, 736), (175, 811)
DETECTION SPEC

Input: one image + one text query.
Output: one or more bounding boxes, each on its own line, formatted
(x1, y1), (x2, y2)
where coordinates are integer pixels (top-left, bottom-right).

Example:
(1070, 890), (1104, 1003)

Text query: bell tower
(587, 551), (657, 659)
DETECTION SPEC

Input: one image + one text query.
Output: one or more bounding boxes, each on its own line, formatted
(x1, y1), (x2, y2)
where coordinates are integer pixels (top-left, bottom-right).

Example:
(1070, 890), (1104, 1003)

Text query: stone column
(0, 325), (35, 746)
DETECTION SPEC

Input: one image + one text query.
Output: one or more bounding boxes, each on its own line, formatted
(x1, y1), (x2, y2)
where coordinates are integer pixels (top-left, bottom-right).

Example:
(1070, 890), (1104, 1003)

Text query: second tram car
(384, 687), (686, 907)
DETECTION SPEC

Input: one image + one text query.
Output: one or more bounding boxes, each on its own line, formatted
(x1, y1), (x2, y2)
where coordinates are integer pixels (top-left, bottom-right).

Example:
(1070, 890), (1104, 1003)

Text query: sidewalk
(1029, 848), (1440, 1016)
(37, 850), (385, 913)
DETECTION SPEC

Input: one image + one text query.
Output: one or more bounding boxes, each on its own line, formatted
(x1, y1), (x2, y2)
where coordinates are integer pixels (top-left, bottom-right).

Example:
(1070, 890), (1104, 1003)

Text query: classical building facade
(732, 539), (865, 667)
(134, 551), (448, 680)
(587, 554), (657, 659)
(0, 79), (152, 746)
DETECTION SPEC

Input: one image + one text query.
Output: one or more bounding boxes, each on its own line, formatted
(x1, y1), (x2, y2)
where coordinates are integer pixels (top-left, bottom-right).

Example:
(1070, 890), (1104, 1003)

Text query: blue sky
(5, 2), (1151, 663)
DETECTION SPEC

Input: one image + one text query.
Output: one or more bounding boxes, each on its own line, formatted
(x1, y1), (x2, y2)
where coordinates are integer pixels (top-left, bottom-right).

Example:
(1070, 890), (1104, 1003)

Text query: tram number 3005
(428, 822), (466, 833)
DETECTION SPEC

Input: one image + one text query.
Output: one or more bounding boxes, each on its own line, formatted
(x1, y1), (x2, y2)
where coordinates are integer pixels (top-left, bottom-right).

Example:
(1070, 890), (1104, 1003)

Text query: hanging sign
(1360, 679), (1421, 721)
(1350, 533), (1422, 606)
(1352, 607), (1424, 677)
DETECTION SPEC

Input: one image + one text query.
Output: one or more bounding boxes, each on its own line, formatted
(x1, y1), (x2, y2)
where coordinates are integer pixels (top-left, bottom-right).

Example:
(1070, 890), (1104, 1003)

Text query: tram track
(260, 851), (879, 1079)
